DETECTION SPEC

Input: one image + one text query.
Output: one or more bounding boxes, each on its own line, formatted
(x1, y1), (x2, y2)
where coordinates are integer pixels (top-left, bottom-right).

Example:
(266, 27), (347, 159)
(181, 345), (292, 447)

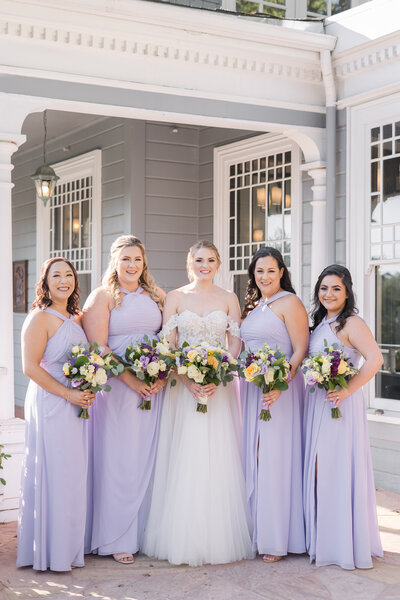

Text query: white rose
(178, 365), (187, 375)
(194, 373), (205, 384)
(80, 365), (88, 376)
(311, 370), (322, 382)
(95, 368), (107, 386)
(264, 367), (275, 384)
(147, 362), (160, 377)
(321, 362), (331, 375)
(187, 364), (200, 380)
(72, 346), (80, 355)
(156, 342), (169, 355)
(159, 361), (167, 372)
(88, 364), (95, 374)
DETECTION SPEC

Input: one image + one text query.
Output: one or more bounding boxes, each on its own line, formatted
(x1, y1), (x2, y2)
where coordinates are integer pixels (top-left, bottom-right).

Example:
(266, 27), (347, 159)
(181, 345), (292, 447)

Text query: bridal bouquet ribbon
(301, 340), (359, 419)
(121, 336), (176, 410)
(175, 341), (238, 413)
(239, 344), (290, 422)
(63, 342), (124, 419)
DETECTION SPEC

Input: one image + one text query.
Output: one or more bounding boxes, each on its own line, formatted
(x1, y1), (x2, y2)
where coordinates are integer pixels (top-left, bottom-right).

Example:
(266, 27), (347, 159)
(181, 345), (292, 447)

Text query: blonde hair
(102, 235), (164, 309)
(186, 240), (221, 282)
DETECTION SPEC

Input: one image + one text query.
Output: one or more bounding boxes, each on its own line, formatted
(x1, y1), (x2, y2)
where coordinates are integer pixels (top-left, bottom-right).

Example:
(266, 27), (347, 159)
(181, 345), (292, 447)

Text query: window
(214, 134), (301, 305)
(307, 0), (351, 16)
(369, 122), (400, 406)
(36, 150), (102, 304)
(236, 0), (286, 16)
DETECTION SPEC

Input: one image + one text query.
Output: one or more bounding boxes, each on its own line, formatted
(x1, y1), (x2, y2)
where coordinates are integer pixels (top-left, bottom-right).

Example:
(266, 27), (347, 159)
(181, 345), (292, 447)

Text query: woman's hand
(150, 378), (168, 395)
(125, 372), (153, 399)
(67, 389), (95, 408)
(326, 387), (350, 407)
(179, 377), (215, 402)
(262, 389), (281, 409)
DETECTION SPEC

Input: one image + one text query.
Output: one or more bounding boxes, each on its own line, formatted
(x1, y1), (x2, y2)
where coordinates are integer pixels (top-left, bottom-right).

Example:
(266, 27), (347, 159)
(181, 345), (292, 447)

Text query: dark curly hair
(33, 257), (80, 315)
(310, 264), (358, 332)
(242, 247), (295, 318)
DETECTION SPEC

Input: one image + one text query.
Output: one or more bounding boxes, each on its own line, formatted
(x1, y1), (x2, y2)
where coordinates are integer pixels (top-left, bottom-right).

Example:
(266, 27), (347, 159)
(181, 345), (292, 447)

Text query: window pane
(331, 0), (350, 15)
(383, 157), (400, 224)
(284, 180), (291, 209)
(54, 206), (61, 251)
(375, 264), (400, 400)
(252, 187), (266, 243)
(371, 162), (380, 193)
(230, 192), (235, 217)
(307, 0), (327, 14)
(63, 205), (70, 250)
(234, 274), (249, 308)
(81, 200), (90, 248)
(383, 123), (393, 140)
(371, 127), (380, 143)
(371, 195), (380, 224)
(72, 203), (80, 249)
(268, 182), (282, 240)
(237, 189), (250, 244)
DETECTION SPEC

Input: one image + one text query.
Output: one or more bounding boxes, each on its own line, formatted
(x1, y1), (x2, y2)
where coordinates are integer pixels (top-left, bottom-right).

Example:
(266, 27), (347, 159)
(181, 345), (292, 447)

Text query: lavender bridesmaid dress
(303, 316), (383, 569)
(17, 308), (89, 571)
(241, 291), (306, 557)
(88, 287), (162, 556)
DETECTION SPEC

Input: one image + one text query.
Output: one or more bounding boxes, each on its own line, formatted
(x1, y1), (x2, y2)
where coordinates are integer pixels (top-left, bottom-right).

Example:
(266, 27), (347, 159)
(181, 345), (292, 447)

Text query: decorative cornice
(0, 15), (322, 83)
(333, 32), (400, 79)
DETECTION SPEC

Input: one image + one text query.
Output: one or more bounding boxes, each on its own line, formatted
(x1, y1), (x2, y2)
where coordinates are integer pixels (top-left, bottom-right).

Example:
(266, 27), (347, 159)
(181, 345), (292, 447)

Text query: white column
(0, 133), (26, 522)
(305, 164), (328, 291)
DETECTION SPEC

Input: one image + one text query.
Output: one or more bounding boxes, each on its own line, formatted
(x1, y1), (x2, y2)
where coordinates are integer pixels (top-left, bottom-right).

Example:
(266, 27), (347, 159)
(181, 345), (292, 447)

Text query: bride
(142, 240), (253, 566)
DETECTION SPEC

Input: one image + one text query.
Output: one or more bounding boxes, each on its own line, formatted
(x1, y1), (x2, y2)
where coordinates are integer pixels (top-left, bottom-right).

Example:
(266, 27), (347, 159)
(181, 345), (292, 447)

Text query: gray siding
(144, 123), (200, 292)
(301, 171), (313, 305)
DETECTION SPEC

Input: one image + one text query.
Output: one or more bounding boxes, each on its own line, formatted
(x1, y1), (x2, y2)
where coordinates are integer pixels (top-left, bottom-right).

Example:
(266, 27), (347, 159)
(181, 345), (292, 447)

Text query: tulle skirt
(142, 379), (253, 566)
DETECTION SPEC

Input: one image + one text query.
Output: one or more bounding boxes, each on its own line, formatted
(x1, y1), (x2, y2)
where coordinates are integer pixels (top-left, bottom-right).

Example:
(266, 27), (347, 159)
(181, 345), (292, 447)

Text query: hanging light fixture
(256, 187), (266, 210)
(31, 111), (59, 206)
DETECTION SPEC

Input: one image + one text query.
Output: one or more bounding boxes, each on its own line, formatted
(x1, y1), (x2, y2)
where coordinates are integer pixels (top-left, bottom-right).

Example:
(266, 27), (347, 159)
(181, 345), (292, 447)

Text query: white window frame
(348, 92), (400, 413)
(36, 149), (102, 287)
(213, 133), (301, 293)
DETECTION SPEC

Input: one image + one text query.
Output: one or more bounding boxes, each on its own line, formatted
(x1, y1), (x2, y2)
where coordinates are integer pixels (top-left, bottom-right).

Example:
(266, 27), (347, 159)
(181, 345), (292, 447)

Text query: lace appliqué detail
(226, 315), (240, 339)
(160, 314), (179, 338)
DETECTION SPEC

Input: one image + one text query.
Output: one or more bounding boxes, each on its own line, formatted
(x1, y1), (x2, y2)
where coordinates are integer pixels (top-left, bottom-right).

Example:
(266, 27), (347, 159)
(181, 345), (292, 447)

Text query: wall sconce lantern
(31, 111), (59, 206)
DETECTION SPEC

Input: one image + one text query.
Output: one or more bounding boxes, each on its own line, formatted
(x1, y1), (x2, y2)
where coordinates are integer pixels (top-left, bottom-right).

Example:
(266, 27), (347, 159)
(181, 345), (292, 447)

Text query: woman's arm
(161, 291), (179, 349)
(283, 295), (310, 374)
(22, 311), (94, 408)
(226, 291), (242, 358)
(326, 316), (383, 407)
(82, 288), (152, 398)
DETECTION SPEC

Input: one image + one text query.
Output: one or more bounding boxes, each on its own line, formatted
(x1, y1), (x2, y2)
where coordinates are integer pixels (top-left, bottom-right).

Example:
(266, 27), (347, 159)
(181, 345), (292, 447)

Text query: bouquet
(239, 344), (290, 422)
(63, 342), (124, 419)
(175, 341), (238, 413)
(122, 336), (176, 410)
(301, 340), (359, 419)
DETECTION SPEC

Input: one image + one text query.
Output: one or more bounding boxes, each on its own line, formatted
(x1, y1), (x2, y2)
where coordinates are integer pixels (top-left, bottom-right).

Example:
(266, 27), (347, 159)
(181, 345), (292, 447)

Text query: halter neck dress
(303, 316), (383, 569)
(17, 308), (89, 571)
(240, 291), (306, 557)
(88, 286), (163, 556)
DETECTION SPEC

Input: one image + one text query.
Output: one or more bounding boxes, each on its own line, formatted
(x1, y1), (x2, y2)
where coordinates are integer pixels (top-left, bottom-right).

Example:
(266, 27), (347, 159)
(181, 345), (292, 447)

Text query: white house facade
(0, 0), (399, 520)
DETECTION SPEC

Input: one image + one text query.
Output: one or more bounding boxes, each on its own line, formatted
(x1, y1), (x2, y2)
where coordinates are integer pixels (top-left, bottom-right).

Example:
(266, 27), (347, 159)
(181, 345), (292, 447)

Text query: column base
(0, 418), (25, 523)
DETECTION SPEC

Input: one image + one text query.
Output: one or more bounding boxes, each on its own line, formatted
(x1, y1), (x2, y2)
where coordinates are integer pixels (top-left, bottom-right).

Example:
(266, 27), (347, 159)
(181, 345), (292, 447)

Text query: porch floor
(1, 489), (399, 600)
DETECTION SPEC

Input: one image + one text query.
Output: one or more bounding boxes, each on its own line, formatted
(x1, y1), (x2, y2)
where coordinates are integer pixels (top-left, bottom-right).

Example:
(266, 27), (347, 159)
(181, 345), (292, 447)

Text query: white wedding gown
(142, 310), (254, 566)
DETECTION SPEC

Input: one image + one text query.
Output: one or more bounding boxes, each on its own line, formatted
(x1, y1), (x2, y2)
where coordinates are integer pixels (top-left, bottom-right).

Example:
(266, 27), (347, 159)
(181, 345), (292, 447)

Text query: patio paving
(0, 489), (399, 600)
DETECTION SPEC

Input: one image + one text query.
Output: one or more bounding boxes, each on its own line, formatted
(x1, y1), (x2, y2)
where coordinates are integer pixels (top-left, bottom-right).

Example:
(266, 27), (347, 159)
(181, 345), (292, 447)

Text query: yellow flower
(244, 363), (260, 381)
(207, 356), (219, 370)
(91, 353), (104, 366)
(63, 363), (70, 375)
(337, 360), (348, 375)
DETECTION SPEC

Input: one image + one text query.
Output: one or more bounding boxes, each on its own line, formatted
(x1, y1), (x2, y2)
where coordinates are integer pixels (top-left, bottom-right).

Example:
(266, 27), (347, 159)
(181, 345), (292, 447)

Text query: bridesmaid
(83, 235), (165, 564)
(17, 258), (95, 571)
(241, 247), (309, 563)
(303, 265), (383, 569)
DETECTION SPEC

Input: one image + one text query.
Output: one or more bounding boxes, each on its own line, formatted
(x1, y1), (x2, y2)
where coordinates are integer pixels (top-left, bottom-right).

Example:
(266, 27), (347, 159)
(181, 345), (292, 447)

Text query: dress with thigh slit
(303, 315), (383, 569)
(240, 291), (306, 557)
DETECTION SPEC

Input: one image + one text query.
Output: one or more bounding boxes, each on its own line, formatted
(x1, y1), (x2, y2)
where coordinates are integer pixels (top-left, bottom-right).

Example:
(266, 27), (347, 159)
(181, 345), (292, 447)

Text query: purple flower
(71, 378), (84, 388)
(140, 355), (150, 368)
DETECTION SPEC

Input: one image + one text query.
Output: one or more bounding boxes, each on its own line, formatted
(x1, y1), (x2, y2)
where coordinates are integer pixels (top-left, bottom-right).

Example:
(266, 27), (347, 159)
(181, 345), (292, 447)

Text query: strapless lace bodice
(161, 310), (240, 347)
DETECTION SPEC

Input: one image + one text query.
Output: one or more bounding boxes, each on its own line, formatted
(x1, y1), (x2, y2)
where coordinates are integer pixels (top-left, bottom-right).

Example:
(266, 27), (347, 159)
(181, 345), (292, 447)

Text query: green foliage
(0, 445), (11, 487)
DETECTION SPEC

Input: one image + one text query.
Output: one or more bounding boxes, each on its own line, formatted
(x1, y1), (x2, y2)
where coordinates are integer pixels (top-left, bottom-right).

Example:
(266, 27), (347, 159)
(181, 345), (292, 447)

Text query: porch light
(270, 185), (282, 206)
(31, 111), (59, 206)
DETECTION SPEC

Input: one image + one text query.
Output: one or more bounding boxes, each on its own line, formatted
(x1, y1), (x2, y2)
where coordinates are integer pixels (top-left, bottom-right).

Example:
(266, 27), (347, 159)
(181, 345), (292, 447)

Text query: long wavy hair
(310, 264), (358, 332)
(32, 257), (80, 315)
(186, 240), (221, 282)
(102, 235), (164, 309)
(242, 247), (295, 318)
